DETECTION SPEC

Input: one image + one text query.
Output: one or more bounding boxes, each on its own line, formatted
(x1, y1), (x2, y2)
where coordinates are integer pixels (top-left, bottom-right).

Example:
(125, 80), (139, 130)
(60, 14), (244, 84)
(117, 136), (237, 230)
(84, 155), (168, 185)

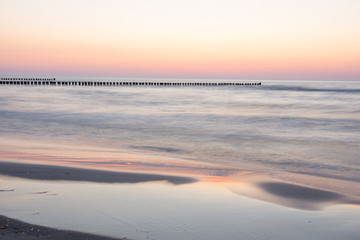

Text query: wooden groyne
(1, 77), (56, 81)
(0, 78), (261, 87)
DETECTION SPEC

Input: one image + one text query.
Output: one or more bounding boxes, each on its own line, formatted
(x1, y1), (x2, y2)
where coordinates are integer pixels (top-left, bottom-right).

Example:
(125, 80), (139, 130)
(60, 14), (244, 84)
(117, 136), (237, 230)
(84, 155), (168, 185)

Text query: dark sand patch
(0, 161), (197, 185)
(0, 215), (126, 240)
(258, 182), (343, 202)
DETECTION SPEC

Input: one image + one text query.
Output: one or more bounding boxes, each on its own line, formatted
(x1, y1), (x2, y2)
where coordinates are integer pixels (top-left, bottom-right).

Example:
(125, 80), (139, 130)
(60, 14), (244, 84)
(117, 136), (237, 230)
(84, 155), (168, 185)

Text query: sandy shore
(0, 215), (127, 240)
(1, 160), (359, 240)
(0, 161), (198, 240)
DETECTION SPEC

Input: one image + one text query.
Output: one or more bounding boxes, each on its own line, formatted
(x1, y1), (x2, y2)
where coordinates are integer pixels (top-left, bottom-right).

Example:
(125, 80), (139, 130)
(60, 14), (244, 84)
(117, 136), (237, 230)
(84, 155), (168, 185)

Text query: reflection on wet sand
(1, 159), (359, 212)
(2, 138), (358, 212)
(0, 160), (359, 240)
(229, 175), (360, 211)
(1, 171), (359, 240)
(255, 181), (345, 210)
(0, 161), (197, 185)
(259, 182), (343, 201)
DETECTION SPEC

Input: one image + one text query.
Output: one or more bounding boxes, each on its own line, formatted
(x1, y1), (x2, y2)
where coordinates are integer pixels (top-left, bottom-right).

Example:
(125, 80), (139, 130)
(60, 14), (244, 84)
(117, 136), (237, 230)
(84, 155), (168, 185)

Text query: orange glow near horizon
(1, 0), (359, 80)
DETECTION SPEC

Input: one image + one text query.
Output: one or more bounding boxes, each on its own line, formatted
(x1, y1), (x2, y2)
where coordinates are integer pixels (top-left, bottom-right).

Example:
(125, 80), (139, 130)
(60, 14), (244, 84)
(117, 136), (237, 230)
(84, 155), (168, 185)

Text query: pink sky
(1, 0), (359, 80)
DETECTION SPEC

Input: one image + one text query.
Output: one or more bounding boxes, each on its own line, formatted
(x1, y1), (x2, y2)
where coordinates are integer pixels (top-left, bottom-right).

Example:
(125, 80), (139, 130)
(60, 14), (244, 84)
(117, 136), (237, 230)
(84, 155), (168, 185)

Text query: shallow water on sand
(1, 173), (359, 240)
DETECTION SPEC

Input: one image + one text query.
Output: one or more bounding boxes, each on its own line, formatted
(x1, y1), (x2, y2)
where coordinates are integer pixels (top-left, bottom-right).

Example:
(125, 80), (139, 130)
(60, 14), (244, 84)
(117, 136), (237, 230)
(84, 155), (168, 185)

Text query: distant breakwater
(1, 78), (261, 87)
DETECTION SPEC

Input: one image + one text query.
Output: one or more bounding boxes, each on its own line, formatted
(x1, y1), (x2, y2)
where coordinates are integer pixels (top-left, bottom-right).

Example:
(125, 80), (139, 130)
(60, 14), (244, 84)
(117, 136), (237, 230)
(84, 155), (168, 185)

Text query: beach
(1, 160), (359, 240)
(0, 79), (359, 240)
(2, 0), (360, 238)
(0, 215), (126, 240)
(0, 162), (197, 240)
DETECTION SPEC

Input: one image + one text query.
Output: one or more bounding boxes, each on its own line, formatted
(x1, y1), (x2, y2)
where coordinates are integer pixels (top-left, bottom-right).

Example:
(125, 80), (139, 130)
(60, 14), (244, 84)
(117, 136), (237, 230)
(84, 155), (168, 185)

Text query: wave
(261, 85), (360, 93)
(128, 145), (184, 153)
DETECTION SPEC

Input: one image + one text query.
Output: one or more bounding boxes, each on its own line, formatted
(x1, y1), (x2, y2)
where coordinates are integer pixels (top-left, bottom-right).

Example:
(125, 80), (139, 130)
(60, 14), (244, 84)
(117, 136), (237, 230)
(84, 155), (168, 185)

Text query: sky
(0, 0), (359, 80)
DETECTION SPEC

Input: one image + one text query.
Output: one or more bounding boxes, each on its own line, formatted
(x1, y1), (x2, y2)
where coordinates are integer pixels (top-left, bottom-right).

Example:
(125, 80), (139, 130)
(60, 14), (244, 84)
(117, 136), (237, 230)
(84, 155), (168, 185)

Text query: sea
(0, 78), (360, 182)
(0, 78), (359, 182)
(1, 78), (360, 240)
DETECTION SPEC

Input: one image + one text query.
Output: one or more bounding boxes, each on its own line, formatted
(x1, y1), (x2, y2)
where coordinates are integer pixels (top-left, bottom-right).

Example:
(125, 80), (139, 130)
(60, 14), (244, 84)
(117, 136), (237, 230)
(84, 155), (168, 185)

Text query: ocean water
(0, 78), (359, 184)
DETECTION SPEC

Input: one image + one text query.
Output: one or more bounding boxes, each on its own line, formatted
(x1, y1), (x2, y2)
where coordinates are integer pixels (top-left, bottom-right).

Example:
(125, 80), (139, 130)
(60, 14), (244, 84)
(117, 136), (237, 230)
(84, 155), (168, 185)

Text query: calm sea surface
(0, 78), (359, 182)
(1, 78), (360, 240)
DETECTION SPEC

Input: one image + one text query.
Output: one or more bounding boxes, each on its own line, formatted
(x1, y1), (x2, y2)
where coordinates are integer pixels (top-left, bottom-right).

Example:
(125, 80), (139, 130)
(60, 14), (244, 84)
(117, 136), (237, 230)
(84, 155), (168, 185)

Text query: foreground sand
(1, 161), (359, 240)
(0, 161), (198, 240)
(0, 215), (127, 240)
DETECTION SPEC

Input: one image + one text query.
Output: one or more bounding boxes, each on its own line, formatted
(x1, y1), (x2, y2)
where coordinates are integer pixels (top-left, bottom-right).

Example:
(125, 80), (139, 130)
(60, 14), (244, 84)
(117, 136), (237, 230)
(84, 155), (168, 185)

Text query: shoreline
(1, 160), (359, 240)
(0, 161), (197, 185)
(0, 161), (197, 240)
(0, 215), (126, 240)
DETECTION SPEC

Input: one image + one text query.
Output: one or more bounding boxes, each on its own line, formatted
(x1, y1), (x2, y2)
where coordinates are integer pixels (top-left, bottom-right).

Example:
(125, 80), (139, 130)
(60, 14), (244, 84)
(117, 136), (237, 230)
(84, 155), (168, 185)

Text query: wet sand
(0, 215), (126, 240)
(0, 161), (196, 240)
(0, 161), (197, 185)
(1, 161), (359, 240)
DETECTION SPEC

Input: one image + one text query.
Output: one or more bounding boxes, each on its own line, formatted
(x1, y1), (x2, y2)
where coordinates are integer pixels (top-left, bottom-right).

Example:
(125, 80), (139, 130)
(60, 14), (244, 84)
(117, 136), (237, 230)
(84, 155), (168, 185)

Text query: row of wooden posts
(1, 78), (56, 81)
(0, 78), (261, 87)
